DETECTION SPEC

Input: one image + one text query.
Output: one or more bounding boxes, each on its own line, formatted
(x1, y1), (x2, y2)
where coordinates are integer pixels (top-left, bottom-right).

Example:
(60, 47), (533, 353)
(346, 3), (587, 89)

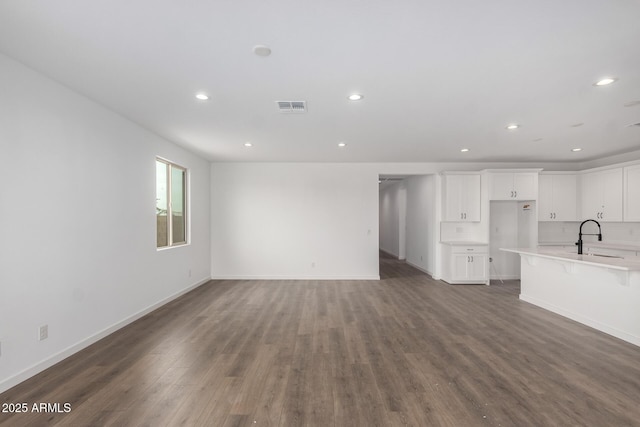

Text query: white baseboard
(210, 275), (380, 281)
(379, 248), (404, 260)
(491, 274), (520, 280)
(405, 261), (433, 277)
(520, 294), (640, 347)
(0, 276), (211, 395)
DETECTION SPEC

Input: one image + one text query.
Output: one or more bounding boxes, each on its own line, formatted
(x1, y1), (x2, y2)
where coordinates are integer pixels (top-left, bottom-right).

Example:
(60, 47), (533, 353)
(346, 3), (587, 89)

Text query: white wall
(0, 53), (211, 393)
(379, 181), (406, 259)
(405, 175), (437, 275)
(210, 163), (379, 279)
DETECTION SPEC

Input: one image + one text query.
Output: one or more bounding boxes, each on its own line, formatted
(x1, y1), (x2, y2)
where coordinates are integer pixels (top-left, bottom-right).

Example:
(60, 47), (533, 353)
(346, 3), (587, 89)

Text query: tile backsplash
(538, 221), (640, 245)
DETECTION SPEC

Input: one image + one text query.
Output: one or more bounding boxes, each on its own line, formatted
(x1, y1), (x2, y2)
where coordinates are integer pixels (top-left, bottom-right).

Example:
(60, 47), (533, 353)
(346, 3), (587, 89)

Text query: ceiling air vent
(276, 101), (307, 113)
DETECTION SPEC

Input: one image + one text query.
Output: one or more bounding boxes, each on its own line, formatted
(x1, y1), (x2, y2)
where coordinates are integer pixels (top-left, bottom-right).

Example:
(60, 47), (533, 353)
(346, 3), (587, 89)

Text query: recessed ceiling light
(460, 148), (470, 152)
(594, 77), (617, 86)
(505, 124), (520, 130)
(338, 142), (347, 147)
(348, 94), (363, 101)
(244, 142), (253, 147)
(571, 148), (582, 152)
(253, 45), (271, 57)
(195, 93), (209, 100)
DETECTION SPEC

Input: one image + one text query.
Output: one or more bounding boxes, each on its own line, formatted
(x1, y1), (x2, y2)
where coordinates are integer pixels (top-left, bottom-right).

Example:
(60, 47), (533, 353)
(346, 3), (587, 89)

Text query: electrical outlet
(39, 325), (48, 341)
(311, 262), (316, 268)
(489, 257), (493, 262)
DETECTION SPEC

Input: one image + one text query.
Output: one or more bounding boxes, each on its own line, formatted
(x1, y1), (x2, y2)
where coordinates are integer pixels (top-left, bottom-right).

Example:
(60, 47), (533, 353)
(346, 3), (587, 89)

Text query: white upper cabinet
(624, 164), (640, 222)
(580, 168), (623, 222)
(538, 174), (577, 221)
(489, 172), (538, 200)
(443, 173), (481, 221)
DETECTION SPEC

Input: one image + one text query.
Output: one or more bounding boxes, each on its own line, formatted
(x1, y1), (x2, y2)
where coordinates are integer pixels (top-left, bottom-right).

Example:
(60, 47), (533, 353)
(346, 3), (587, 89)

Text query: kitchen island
(501, 247), (640, 347)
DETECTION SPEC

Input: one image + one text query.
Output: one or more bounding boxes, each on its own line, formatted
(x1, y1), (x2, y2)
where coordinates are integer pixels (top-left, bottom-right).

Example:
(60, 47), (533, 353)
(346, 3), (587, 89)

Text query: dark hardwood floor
(2, 254), (640, 426)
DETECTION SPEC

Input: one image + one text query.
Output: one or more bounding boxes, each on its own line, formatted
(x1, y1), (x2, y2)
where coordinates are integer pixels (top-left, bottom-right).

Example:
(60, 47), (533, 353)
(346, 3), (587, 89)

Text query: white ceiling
(1, 0), (639, 163)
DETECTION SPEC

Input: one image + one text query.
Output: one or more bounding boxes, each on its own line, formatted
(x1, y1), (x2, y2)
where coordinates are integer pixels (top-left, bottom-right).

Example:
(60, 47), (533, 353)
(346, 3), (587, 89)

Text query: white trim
(520, 294), (640, 347)
(0, 276), (211, 394)
(210, 275), (380, 281)
(405, 260), (433, 277)
(490, 274), (520, 280)
(380, 248), (404, 260)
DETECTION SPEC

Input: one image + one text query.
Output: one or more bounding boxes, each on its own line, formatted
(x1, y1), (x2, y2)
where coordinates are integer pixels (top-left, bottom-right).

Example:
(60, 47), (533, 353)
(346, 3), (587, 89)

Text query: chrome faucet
(576, 219), (602, 255)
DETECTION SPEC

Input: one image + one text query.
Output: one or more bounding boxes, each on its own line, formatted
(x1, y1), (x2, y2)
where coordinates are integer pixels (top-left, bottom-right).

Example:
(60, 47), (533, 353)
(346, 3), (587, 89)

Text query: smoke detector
(276, 101), (307, 113)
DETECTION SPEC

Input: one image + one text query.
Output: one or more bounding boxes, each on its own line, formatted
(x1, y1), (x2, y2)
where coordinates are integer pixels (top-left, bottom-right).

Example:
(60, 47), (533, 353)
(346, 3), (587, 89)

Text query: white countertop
(440, 241), (488, 246)
(538, 241), (640, 251)
(501, 247), (640, 271)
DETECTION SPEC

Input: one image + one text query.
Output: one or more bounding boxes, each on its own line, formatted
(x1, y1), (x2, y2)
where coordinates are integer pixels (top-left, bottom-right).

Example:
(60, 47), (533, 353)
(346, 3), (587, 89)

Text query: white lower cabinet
(441, 243), (489, 284)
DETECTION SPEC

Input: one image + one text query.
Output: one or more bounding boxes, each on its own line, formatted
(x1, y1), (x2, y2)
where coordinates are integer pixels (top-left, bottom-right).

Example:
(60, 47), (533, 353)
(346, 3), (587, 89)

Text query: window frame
(156, 157), (189, 249)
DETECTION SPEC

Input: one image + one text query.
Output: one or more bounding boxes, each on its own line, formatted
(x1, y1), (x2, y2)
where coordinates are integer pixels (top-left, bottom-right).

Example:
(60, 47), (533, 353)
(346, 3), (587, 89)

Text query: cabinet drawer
(451, 245), (488, 254)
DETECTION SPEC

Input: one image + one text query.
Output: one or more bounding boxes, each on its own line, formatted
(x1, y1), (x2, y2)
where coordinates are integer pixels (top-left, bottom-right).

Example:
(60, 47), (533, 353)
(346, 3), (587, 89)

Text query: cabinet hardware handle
(514, 191), (517, 198)
(550, 213), (553, 219)
(461, 213), (463, 219)
(471, 256), (474, 262)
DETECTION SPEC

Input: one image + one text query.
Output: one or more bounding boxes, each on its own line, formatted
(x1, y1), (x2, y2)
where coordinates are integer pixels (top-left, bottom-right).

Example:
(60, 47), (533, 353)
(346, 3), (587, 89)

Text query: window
(156, 158), (187, 248)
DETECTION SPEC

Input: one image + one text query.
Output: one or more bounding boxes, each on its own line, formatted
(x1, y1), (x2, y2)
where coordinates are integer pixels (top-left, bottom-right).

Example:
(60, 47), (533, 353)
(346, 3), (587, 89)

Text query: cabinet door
(513, 173), (537, 200)
(624, 165), (640, 221)
(580, 169), (622, 221)
(452, 255), (470, 281)
(489, 173), (514, 200)
(580, 172), (602, 220)
(600, 168), (623, 221)
(538, 175), (554, 220)
(444, 175), (464, 221)
(551, 174), (577, 221)
(444, 174), (480, 221)
(460, 175), (481, 221)
(467, 255), (488, 281)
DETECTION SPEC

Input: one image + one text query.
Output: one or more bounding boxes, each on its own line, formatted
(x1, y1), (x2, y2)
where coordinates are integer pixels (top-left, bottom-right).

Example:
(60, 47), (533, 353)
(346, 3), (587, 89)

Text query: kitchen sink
(584, 253), (623, 259)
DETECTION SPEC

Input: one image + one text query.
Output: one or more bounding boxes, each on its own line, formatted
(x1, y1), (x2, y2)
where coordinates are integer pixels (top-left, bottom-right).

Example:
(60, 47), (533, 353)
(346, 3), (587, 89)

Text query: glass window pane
(171, 166), (186, 244)
(156, 160), (168, 247)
